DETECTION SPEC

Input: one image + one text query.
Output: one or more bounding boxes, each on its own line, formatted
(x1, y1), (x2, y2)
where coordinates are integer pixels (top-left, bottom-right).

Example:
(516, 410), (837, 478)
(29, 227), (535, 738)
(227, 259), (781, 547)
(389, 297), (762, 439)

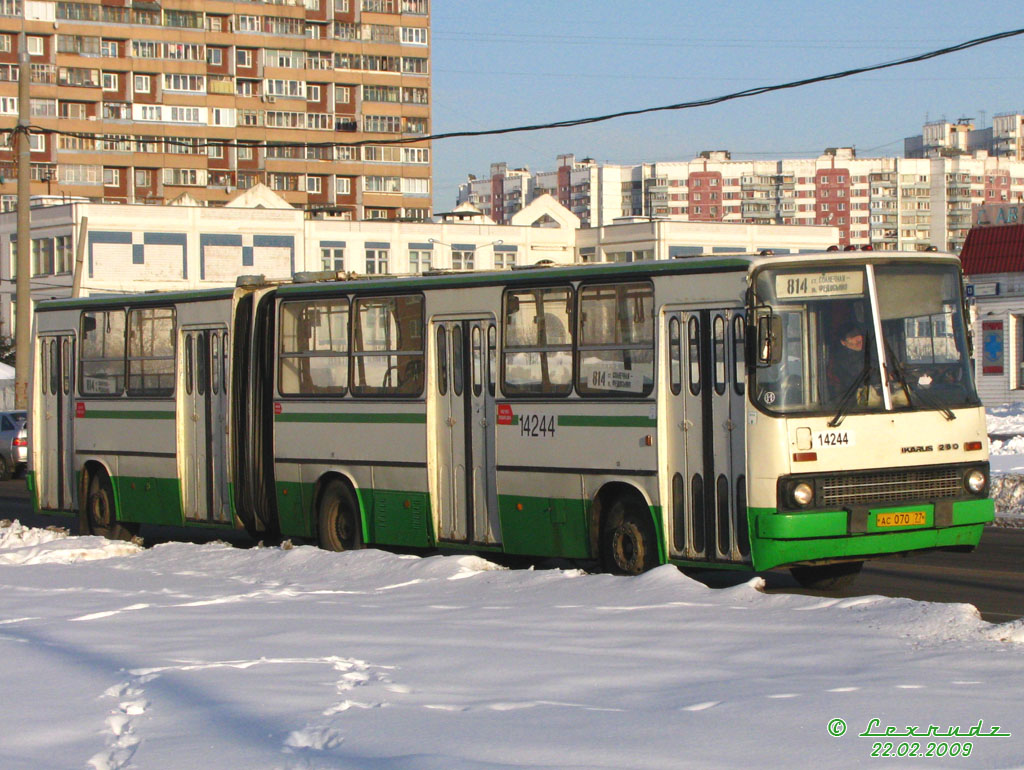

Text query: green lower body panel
(360, 489), (433, 548)
(115, 476), (184, 526)
(276, 481), (313, 538)
(750, 498), (994, 570)
(498, 494), (591, 559)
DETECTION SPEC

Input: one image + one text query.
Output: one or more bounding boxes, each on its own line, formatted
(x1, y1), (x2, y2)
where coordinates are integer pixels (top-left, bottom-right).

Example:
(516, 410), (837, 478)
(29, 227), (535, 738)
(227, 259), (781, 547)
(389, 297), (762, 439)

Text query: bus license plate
(875, 511), (927, 528)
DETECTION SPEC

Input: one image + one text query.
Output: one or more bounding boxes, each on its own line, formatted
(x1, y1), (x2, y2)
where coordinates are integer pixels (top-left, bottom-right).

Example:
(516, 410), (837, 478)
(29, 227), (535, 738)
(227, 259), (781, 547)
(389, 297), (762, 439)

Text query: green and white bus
(28, 251), (994, 586)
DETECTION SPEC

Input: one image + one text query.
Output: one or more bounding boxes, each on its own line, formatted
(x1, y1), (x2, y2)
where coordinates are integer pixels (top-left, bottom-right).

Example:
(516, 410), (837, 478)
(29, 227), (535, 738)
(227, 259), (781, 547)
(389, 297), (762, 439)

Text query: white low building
(0, 187), (839, 339)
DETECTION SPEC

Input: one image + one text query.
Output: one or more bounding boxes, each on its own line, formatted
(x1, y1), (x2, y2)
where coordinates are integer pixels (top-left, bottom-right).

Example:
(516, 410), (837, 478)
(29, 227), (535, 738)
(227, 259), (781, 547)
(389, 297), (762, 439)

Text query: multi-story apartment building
(459, 146), (1024, 253)
(0, 0), (432, 220)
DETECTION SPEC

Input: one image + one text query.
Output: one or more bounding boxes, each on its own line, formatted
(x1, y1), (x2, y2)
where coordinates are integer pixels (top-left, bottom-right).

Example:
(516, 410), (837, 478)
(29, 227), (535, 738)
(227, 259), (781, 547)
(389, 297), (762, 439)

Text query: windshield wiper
(886, 358), (956, 422)
(828, 364), (872, 428)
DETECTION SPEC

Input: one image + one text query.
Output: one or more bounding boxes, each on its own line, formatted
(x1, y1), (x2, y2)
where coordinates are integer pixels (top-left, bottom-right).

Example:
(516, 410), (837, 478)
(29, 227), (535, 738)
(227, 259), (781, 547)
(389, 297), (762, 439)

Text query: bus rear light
(792, 452), (817, 462)
(12, 437), (26, 447)
(965, 441), (983, 451)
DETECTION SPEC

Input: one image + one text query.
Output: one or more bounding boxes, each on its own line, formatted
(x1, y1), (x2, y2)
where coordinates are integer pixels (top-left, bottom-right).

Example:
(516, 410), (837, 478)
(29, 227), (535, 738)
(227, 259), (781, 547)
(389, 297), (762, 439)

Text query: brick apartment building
(0, 0), (432, 219)
(459, 115), (1024, 253)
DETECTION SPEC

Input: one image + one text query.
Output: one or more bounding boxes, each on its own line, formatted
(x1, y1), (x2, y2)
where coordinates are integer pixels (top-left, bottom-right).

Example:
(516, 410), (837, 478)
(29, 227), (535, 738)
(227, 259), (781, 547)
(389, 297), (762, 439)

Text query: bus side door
(664, 307), (750, 564)
(432, 317), (500, 545)
(38, 334), (76, 511)
(180, 327), (230, 523)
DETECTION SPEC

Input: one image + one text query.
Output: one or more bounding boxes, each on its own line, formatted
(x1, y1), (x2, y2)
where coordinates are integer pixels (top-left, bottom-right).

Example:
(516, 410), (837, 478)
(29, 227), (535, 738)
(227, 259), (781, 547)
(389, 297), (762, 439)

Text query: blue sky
(429, 1), (1024, 209)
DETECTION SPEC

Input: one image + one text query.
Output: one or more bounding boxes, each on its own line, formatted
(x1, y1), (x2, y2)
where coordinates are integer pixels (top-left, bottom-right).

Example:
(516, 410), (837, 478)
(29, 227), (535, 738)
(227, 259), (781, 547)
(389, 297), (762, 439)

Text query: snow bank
(0, 521), (1022, 770)
(0, 518), (142, 565)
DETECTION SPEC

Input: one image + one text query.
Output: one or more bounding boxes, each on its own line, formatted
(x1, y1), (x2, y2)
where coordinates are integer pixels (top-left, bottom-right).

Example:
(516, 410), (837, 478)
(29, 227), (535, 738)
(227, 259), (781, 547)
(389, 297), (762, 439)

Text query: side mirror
(757, 313), (783, 366)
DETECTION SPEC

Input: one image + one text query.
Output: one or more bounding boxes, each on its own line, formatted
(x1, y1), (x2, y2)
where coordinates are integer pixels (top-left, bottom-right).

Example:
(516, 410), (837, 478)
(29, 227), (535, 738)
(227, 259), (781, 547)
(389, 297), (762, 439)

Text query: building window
(27, 36), (43, 55)
(31, 237), (54, 276)
(336, 177), (351, 195)
(134, 75), (151, 94)
(54, 235), (71, 274)
(135, 169), (152, 187)
(207, 48), (222, 66)
(320, 247), (344, 271)
(451, 249), (474, 270)
(101, 72), (118, 91)
(408, 248), (431, 273)
(306, 175), (321, 194)
(103, 168), (119, 187)
(236, 49), (253, 68)
(365, 247), (389, 274)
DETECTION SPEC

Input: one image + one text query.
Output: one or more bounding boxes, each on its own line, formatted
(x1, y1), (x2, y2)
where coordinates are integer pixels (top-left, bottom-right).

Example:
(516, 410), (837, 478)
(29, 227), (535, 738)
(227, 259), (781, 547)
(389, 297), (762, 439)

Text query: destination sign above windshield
(775, 271), (864, 299)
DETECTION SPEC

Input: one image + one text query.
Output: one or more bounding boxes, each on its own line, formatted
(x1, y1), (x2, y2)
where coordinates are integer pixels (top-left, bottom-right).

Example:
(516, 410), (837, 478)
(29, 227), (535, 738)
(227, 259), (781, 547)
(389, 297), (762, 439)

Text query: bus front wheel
(317, 480), (362, 552)
(600, 499), (658, 575)
(790, 560), (864, 590)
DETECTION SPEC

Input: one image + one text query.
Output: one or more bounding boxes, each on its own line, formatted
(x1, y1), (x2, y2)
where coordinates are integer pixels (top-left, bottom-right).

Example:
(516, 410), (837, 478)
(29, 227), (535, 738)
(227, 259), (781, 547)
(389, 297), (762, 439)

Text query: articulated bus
(28, 251), (994, 587)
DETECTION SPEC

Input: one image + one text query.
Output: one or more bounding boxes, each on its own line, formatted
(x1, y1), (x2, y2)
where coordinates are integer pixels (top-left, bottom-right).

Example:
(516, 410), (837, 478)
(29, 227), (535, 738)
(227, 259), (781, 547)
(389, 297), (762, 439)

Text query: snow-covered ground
(0, 525), (1021, 769)
(0, 406), (1022, 769)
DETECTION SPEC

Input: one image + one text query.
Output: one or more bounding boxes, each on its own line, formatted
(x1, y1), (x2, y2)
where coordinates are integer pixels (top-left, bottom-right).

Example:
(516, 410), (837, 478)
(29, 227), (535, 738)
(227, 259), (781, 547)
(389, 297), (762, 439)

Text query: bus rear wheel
(790, 560), (864, 590)
(601, 499), (658, 575)
(85, 472), (137, 541)
(317, 480), (362, 552)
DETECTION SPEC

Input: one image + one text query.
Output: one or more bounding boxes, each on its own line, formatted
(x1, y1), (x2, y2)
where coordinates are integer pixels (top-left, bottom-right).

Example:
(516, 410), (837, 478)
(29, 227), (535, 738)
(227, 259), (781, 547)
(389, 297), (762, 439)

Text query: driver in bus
(828, 323), (872, 400)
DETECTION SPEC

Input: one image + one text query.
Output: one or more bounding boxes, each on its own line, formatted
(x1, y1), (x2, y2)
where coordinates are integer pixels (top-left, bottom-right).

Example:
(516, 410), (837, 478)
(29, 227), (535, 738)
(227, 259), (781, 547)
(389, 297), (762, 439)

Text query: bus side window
(436, 325), (447, 396)
(732, 314), (745, 396)
(49, 339), (59, 395)
(487, 324), (496, 396)
(713, 315), (727, 396)
(185, 335), (194, 396)
(687, 316), (701, 396)
(669, 316), (682, 396)
(62, 339), (72, 396)
(452, 324), (464, 397)
(211, 333), (220, 395)
(196, 332), (208, 397)
(471, 325), (483, 397)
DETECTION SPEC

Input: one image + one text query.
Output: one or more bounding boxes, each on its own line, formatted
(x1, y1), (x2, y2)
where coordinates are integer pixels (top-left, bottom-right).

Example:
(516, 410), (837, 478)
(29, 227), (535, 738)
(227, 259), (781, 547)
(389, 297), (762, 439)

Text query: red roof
(959, 224), (1024, 275)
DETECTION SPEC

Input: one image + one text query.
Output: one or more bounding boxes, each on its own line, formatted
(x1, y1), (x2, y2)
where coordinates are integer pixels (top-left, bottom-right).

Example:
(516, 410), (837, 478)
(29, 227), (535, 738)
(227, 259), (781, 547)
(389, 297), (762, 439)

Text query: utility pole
(14, 30), (31, 409)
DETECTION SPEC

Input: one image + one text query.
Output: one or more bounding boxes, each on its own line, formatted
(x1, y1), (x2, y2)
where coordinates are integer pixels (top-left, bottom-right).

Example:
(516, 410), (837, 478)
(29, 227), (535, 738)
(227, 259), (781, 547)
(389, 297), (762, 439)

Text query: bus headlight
(791, 481), (815, 507)
(965, 468), (987, 494)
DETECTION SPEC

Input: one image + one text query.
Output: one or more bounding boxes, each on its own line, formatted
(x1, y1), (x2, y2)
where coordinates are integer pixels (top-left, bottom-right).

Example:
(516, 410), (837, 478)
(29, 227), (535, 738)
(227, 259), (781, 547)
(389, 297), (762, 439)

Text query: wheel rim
(89, 489), (111, 530)
(331, 501), (353, 547)
(611, 522), (643, 574)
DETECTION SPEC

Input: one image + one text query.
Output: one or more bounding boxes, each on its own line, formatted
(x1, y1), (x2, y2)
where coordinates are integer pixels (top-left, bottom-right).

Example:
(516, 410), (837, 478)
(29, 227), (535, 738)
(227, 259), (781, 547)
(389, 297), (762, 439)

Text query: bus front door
(38, 334), (76, 511)
(664, 308), (750, 564)
(180, 328), (230, 523)
(433, 317), (500, 546)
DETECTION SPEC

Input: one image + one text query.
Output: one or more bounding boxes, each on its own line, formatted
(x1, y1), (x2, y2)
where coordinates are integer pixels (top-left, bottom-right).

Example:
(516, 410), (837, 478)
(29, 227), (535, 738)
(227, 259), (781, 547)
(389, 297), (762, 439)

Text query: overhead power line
(12, 27), (1024, 152)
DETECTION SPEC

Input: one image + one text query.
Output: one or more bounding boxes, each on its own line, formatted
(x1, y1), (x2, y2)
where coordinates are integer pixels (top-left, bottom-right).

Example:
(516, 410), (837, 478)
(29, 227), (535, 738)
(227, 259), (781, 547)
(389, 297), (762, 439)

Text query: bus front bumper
(750, 498), (994, 571)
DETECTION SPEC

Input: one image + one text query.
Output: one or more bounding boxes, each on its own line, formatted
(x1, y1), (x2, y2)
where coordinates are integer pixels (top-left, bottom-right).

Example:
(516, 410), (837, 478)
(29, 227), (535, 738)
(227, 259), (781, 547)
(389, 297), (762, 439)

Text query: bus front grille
(819, 468), (964, 507)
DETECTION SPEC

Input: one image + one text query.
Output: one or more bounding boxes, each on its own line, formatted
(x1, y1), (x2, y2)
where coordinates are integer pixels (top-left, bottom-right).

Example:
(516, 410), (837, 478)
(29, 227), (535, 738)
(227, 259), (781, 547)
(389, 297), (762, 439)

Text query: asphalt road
(1, 479), (1020, 623)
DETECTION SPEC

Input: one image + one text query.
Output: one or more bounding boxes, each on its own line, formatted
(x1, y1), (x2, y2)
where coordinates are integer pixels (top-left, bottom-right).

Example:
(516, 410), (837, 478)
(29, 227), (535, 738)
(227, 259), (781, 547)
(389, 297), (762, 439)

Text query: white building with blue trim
(0, 186), (838, 341)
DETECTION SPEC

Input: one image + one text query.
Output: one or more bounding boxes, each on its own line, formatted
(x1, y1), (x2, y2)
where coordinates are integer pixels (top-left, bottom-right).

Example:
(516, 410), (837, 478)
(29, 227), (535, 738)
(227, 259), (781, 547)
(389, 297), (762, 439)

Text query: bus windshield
(752, 262), (978, 416)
